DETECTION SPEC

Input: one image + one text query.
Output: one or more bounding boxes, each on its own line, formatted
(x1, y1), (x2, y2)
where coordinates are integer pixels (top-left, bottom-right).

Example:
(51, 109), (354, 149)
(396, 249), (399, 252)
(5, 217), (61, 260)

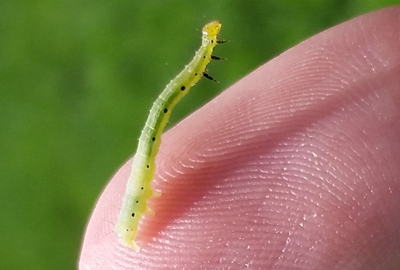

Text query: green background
(0, 1), (397, 269)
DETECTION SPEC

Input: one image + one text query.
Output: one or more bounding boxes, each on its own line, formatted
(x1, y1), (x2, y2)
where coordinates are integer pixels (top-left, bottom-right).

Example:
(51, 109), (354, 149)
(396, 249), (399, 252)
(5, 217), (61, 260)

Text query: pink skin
(79, 7), (400, 269)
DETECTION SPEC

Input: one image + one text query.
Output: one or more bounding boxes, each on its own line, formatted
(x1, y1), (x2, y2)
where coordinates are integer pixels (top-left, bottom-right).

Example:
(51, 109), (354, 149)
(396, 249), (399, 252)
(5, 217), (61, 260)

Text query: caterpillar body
(115, 21), (224, 252)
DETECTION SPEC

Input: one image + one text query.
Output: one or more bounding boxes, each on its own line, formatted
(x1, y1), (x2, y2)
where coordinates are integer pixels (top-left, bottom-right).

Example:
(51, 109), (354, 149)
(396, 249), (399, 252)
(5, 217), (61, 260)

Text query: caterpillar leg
(211, 55), (225, 60)
(152, 189), (162, 197)
(146, 206), (156, 216)
(203, 72), (218, 82)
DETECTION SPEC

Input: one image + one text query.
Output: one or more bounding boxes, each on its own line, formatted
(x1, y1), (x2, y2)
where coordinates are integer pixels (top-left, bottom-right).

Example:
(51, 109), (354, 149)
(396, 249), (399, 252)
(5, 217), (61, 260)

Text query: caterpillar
(115, 20), (224, 252)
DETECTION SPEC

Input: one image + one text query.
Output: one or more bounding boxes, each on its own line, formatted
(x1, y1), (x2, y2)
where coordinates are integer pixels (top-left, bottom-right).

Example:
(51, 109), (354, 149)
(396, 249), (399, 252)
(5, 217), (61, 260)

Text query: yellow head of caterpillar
(202, 20), (222, 38)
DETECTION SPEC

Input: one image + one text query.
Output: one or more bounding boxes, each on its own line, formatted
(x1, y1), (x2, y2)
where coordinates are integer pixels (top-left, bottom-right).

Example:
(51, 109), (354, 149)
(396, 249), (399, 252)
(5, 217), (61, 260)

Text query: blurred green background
(0, 0), (397, 269)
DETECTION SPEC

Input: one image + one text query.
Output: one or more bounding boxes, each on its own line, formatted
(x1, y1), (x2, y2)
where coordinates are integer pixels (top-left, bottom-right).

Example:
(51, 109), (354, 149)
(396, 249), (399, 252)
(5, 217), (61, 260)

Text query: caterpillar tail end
(116, 225), (141, 252)
(124, 240), (141, 252)
(131, 241), (141, 253)
(118, 236), (141, 252)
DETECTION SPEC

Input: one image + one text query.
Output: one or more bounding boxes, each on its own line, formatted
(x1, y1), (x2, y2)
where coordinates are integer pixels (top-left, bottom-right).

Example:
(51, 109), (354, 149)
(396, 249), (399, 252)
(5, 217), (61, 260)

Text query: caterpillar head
(202, 21), (222, 38)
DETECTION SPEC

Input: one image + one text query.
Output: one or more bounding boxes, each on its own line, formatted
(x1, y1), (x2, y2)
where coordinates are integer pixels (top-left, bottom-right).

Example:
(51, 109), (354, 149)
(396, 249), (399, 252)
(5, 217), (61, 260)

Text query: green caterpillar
(115, 21), (224, 251)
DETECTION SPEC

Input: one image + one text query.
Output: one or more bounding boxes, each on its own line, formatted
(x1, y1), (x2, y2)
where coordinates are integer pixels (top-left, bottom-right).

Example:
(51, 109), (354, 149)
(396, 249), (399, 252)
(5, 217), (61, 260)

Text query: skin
(79, 6), (400, 270)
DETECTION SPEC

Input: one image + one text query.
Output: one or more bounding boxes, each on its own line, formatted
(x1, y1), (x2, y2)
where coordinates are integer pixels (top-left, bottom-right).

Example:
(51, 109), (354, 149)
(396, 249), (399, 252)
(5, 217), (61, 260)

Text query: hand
(80, 6), (400, 269)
